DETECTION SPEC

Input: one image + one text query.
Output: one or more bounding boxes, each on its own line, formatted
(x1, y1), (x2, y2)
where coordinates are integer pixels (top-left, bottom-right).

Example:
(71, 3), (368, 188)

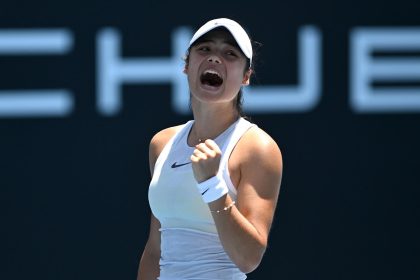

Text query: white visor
(189, 18), (253, 66)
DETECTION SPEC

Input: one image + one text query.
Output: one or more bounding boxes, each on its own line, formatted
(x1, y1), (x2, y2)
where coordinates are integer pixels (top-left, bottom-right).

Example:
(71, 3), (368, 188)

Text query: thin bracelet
(210, 201), (236, 214)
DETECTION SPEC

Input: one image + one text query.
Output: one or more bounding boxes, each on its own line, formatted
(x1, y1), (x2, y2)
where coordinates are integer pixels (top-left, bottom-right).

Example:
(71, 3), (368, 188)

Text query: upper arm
(234, 127), (283, 243)
(139, 213), (161, 279)
(144, 213), (161, 257)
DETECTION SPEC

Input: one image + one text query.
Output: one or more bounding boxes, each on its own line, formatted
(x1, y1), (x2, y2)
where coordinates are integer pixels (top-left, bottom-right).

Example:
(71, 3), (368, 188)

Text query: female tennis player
(137, 18), (283, 280)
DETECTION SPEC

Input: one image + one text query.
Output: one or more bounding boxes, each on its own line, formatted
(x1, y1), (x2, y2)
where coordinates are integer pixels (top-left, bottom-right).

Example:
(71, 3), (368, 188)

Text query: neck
(189, 100), (240, 144)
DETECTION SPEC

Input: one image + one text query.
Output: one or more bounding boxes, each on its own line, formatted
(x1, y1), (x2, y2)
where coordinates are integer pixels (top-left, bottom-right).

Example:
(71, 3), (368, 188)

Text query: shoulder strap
(218, 118), (256, 173)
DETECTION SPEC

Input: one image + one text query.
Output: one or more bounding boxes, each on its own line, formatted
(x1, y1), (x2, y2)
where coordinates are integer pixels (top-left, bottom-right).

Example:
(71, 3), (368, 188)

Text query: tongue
(201, 72), (223, 87)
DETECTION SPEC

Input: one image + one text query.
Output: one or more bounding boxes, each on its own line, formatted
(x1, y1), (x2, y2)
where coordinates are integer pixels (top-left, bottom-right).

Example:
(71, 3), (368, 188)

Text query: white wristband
(196, 175), (228, 203)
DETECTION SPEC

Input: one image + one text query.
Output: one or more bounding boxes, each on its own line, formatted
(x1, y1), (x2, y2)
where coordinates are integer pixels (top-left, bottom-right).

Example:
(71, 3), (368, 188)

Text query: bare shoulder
(149, 125), (184, 173)
(227, 124), (283, 197)
(150, 125), (183, 154)
(237, 125), (283, 169)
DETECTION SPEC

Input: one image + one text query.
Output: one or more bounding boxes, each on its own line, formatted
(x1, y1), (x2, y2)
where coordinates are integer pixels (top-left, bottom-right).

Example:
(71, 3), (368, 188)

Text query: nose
(207, 55), (221, 64)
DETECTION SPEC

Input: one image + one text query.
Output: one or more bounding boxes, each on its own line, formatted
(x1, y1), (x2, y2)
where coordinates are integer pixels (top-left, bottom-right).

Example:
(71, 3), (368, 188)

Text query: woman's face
(185, 28), (251, 106)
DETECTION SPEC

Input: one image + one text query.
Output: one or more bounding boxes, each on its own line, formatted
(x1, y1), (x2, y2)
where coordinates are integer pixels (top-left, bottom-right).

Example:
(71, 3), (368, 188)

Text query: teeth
(203, 69), (221, 78)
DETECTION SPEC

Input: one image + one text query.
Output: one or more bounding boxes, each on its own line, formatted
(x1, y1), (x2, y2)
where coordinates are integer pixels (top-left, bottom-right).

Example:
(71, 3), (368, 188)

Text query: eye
(197, 45), (210, 52)
(226, 50), (238, 57)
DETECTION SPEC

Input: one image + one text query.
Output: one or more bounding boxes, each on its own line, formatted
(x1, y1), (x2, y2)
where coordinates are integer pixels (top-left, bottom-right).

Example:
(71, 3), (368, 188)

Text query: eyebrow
(196, 38), (239, 49)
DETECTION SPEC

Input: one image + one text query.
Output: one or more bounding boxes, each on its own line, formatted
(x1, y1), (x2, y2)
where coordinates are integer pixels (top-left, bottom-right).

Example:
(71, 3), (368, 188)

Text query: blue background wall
(2, 0), (420, 279)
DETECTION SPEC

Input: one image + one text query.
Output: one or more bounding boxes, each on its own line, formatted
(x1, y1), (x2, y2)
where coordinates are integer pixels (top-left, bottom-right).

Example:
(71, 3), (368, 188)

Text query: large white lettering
(1, 26), (419, 118)
(244, 26), (322, 113)
(96, 27), (190, 115)
(0, 29), (73, 117)
(351, 28), (420, 112)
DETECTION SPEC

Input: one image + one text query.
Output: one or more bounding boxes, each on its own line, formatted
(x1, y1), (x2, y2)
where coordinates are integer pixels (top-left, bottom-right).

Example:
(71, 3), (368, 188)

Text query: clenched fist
(190, 139), (222, 183)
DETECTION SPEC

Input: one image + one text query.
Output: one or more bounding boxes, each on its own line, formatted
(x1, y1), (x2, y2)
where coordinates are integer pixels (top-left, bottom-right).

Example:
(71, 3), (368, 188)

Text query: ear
(242, 69), (252, 86)
(183, 64), (188, 74)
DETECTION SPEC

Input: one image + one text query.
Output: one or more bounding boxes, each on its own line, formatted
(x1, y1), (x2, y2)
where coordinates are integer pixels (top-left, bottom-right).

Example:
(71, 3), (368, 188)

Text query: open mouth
(200, 70), (223, 87)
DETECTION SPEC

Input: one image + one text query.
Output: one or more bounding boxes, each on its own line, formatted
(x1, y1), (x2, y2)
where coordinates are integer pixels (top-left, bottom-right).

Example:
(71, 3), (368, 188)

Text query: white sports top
(148, 117), (255, 280)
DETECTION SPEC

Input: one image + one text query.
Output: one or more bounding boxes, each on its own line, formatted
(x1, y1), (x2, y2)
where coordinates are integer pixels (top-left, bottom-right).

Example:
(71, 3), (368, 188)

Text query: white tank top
(148, 117), (255, 280)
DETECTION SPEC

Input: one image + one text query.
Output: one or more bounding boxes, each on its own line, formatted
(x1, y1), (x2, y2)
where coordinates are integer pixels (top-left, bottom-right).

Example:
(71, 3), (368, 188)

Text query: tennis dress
(148, 117), (255, 280)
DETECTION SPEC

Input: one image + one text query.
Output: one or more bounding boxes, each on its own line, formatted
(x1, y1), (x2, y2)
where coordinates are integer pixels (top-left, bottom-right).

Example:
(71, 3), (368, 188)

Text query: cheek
(185, 60), (200, 78)
(227, 68), (247, 86)
(186, 65), (200, 88)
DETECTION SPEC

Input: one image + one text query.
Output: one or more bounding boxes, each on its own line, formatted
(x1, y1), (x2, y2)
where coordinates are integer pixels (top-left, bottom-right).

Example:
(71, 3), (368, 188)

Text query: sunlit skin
(138, 27), (283, 279)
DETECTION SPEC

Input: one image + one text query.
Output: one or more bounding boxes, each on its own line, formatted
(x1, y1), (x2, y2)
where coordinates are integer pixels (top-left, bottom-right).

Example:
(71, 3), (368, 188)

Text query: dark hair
(184, 39), (259, 117)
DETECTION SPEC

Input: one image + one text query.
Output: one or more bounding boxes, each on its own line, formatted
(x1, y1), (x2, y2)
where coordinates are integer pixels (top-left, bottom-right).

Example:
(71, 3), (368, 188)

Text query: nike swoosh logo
(171, 162), (191, 168)
(201, 188), (210, 195)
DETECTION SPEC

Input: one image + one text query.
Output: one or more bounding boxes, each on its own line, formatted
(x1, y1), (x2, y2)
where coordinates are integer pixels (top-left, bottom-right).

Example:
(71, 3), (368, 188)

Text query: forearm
(209, 194), (267, 273)
(190, 137), (280, 273)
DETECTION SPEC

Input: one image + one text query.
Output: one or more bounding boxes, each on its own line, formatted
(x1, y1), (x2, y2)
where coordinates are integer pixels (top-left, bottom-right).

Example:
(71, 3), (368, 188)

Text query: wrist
(196, 174), (228, 203)
(210, 200), (236, 214)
